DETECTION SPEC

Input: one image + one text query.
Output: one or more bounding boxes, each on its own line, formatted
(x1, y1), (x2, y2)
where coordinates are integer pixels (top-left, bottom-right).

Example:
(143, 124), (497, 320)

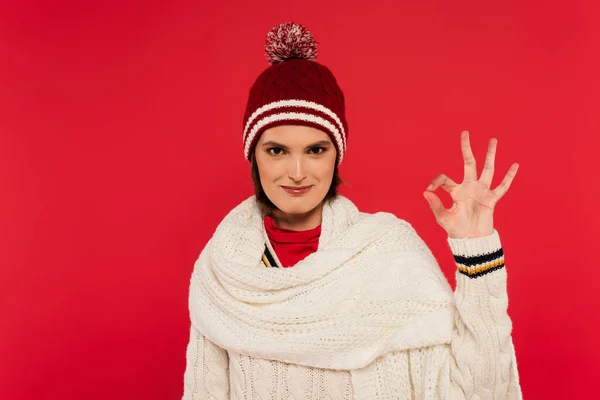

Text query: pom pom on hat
(265, 21), (318, 65)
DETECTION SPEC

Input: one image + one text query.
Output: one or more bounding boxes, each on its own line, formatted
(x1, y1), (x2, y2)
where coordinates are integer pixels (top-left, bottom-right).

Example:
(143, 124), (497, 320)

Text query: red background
(1, 1), (598, 398)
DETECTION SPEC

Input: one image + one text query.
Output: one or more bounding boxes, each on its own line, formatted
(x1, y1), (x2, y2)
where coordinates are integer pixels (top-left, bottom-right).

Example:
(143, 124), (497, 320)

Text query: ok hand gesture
(423, 130), (519, 239)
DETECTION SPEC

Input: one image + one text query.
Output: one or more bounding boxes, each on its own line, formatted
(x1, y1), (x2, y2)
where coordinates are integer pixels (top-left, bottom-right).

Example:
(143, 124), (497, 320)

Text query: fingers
(423, 190), (447, 222)
(427, 173), (458, 194)
(461, 130), (478, 181)
(493, 163), (519, 200)
(480, 137), (497, 187)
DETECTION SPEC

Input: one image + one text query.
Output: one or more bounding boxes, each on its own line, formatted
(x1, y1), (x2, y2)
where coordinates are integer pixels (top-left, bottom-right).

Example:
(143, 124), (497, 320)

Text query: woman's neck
(270, 202), (323, 231)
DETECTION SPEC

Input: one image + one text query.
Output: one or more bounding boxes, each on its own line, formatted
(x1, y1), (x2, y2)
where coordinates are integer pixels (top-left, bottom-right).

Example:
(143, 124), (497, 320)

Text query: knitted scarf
(189, 195), (456, 398)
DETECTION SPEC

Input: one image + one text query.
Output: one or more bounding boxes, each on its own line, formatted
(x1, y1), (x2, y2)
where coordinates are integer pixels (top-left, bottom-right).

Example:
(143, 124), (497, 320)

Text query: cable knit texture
(182, 195), (522, 399)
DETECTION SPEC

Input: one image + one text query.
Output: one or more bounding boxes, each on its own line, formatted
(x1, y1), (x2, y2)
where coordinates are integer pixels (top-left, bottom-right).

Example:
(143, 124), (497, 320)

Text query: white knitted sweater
(182, 196), (522, 399)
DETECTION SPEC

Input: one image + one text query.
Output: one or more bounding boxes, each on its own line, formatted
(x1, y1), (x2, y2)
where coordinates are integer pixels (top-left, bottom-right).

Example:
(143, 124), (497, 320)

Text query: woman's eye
(267, 147), (325, 155)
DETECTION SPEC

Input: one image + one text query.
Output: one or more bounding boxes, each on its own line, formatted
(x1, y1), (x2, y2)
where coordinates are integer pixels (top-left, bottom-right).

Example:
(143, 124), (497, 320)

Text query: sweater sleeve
(440, 228), (523, 399)
(182, 324), (230, 400)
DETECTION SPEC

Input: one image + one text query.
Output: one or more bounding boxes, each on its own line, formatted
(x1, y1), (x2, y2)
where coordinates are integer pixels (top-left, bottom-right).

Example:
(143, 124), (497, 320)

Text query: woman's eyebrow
(261, 140), (333, 148)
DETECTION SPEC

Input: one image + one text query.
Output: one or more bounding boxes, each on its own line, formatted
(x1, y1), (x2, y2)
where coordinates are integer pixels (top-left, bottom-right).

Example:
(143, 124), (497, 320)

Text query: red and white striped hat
(242, 22), (349, 165)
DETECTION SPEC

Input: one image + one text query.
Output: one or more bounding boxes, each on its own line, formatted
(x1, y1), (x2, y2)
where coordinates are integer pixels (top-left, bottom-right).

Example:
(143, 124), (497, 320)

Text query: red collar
(263, 215), (322, 244)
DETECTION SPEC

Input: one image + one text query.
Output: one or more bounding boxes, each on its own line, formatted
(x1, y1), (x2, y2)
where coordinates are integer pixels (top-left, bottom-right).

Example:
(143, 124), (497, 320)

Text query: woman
(182, 21), (522, 399)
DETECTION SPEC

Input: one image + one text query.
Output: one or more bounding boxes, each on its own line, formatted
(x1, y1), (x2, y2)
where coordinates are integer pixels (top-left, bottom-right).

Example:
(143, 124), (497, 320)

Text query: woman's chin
(275, 205), (313, 216)
(272, 198), (322, 216)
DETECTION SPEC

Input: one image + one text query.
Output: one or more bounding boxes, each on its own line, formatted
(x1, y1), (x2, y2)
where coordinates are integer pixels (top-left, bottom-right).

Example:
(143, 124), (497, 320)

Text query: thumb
(423, 191), (446, 221)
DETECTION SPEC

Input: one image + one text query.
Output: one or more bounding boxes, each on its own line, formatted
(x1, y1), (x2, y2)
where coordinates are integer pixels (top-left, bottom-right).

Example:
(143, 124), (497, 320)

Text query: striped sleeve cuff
(447, 229), (505, 279)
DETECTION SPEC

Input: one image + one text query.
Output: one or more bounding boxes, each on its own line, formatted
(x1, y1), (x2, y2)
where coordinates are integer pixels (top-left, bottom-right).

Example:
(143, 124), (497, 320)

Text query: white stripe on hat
(244, 111), (345, 164)
(243, 99), (346, 151)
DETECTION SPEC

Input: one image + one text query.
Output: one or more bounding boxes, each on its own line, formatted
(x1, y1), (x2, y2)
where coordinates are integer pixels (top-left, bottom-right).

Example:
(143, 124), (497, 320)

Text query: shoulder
(358, 209), (418, 235)
(358, 209), (434, 256)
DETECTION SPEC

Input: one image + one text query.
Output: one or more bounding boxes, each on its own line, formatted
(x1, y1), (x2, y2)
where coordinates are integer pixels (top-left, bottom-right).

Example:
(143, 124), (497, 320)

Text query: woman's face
(254, 124), (337, 216)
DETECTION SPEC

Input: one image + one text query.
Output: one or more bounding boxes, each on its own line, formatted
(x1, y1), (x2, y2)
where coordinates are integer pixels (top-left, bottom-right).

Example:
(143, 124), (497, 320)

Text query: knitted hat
(242, 22), (348, 165)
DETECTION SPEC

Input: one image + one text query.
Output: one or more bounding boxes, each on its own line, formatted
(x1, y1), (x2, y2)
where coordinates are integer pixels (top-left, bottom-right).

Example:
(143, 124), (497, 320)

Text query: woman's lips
(282, 186), (312, 195)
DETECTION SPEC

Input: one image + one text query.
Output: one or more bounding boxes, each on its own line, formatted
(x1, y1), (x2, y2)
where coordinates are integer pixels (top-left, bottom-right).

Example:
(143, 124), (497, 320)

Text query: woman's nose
(287, 156), (307, 182)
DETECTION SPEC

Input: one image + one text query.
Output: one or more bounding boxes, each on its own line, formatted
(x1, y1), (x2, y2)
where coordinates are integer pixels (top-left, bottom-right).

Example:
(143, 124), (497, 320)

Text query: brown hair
(250, 151), (343, 215)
